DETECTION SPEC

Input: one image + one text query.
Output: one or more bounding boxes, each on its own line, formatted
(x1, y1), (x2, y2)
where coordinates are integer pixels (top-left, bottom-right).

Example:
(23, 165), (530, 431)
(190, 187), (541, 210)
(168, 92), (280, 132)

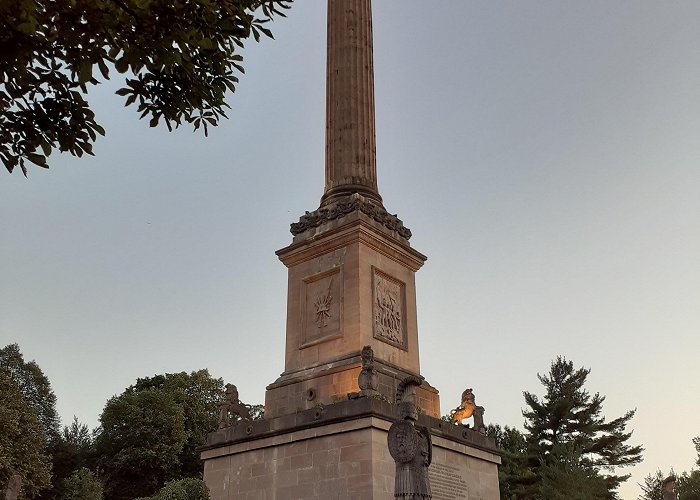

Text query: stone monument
(201, 1), (501, 498)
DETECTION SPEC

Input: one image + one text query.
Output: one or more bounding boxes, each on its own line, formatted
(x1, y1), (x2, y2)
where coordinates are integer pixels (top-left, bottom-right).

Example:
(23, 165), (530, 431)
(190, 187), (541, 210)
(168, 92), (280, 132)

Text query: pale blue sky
(2, 2), (699, 498)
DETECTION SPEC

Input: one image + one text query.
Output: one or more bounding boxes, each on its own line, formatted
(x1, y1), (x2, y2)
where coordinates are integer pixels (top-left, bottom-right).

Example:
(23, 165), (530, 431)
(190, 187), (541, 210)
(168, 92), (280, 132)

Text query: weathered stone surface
(356, 345), (379, 397)
(388, 377), (432, 498)
(264, 353), (440, 420)
(269, 217), (438, 420)
(292, 194), (412, 241)
(218, 383), (252, 429)
(203, 398), (500, 500)
(322, 0), (380, 206)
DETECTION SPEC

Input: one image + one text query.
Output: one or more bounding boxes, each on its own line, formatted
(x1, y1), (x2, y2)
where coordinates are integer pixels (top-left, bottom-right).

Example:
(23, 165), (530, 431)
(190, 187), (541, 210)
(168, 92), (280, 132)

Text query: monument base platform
(264, 353), (441, 420)
(202, 397), (500, 500)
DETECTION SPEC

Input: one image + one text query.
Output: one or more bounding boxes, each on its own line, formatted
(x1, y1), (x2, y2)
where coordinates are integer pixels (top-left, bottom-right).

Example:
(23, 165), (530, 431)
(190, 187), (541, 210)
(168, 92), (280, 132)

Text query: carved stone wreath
(290, 195), (412, 240)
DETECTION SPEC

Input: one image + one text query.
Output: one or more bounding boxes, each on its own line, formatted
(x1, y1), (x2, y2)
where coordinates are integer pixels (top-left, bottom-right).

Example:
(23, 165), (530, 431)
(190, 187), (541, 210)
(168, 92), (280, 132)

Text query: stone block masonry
(203, 398), (500, 500)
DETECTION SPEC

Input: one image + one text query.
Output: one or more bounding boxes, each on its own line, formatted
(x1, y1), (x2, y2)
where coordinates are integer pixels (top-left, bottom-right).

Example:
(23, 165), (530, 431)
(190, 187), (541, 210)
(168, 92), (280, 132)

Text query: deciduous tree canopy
(1, 0), (291, 175)
(0, 368), (52, 499)
(126, 370), (225, 478)
(61, 468), (103, 500)
(94, 370), (229, 499)
(95, 389), (187, 500)
(135, 478), (210, 500)
(42, 417), (97, 500)
(0, 344), (60, 442)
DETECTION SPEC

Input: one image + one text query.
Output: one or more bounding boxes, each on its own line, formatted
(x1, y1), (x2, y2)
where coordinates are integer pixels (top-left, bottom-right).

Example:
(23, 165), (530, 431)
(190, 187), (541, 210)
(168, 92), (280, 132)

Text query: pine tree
(639, 470), (665, 500)
(523, 356), (643, 498)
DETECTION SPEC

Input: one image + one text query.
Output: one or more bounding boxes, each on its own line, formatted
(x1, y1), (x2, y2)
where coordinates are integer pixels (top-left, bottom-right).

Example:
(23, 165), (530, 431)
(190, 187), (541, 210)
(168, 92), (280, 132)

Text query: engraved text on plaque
(428, 463), (468, 500)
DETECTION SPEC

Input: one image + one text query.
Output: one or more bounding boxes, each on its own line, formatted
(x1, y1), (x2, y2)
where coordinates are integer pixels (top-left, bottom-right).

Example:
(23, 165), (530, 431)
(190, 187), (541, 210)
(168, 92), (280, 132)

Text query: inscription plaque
(429, 463), (468, 500)
(372, 267), (407, 349)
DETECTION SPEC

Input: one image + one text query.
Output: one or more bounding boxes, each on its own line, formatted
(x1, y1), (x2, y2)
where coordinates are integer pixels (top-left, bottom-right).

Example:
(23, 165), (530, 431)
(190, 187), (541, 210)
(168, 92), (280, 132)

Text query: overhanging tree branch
(0, 0), (292, 175)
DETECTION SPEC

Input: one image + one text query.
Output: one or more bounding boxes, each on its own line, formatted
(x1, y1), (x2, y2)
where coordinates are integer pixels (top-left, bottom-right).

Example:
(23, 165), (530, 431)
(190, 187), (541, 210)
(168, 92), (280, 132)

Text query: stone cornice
(290, 194), (412, 241)
(277, 217), (426, 271)
(201, 397), (500, 461)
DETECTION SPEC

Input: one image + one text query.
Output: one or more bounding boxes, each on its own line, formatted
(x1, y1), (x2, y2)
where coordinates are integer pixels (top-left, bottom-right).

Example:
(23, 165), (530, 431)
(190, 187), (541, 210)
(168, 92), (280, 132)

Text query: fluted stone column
(321, 0), (382, 206)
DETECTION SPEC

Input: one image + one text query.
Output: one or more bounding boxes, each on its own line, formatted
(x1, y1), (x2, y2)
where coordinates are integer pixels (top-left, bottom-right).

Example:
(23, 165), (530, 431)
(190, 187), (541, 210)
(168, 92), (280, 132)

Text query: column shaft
(322, 0), (382, 205)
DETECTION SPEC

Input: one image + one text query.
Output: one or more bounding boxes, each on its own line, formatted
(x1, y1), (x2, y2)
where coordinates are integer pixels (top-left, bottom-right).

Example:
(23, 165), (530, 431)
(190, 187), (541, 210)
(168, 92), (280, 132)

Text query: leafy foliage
(0, 0), (291, 175)
(535, 447), (616, 500)
(41, 417), (98, 500)
(135, 478), (210, 500)
(248, 403), (265, 421)
(94, 370), (227, 499)
(0, 367), (52, 499)
(126, 370), (225, 478)
(486, 424), (536, 499)
(95, 389), (187, 500)
(0, 344), (60, 442)
(522, 356), (643, 497)
(61, 468), (103, 500)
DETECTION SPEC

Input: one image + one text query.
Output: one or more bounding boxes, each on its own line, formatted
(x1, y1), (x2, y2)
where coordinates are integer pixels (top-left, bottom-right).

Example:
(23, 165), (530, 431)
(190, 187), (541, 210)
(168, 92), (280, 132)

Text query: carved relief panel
(300, 267), (342, 348)
(372, 267), (407, 349)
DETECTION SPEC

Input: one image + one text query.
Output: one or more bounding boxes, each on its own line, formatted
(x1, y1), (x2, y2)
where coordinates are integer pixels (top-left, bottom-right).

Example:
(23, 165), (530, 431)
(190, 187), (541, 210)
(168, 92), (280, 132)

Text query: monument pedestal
(202, 398), (500, 500)
(265, 204), (440, 420)
(202, 0), (502, 496)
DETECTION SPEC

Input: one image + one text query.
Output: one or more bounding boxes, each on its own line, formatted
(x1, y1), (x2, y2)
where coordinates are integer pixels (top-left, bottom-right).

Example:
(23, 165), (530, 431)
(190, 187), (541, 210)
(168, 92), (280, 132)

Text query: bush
(61, 468), (103, 500)
(135, 478), (210, 500)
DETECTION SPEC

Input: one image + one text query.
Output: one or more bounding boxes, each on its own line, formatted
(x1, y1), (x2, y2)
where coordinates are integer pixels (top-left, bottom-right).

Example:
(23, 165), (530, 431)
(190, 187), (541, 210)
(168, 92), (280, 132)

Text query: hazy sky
(2, 2), (699, 498)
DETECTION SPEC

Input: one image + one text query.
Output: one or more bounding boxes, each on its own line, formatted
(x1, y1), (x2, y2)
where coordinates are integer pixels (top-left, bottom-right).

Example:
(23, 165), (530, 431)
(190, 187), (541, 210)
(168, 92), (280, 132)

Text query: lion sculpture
(450, 388), (486, 433)
(218, 383), (252, 429)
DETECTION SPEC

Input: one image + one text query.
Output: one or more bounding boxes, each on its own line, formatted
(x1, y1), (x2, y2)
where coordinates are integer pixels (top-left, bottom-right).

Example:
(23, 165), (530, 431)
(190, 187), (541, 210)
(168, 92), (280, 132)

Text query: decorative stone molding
(290, 194), (412, 240)
(300, 267), (342, 348)
(372, 267), (407, 349)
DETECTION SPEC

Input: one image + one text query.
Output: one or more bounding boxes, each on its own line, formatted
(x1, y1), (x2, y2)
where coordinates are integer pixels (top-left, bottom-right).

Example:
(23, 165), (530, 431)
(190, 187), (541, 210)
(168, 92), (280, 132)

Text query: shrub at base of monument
(135, 478), (210, 500)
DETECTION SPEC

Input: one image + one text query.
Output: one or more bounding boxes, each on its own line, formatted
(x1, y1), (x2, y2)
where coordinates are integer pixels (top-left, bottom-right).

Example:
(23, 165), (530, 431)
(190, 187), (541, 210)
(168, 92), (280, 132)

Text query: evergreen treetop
(523, 356), (643, 497)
